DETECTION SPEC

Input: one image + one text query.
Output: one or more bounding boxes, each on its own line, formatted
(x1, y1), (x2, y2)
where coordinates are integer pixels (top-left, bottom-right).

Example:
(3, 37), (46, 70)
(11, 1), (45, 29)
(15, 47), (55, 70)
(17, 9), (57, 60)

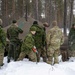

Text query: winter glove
(32, 46), (38, 53)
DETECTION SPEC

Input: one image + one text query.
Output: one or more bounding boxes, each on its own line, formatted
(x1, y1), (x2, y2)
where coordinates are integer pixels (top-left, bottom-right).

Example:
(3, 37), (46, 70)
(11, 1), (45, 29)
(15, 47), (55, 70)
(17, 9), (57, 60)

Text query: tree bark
(63, 0), (67, 36)
(69, 0), (74, 29)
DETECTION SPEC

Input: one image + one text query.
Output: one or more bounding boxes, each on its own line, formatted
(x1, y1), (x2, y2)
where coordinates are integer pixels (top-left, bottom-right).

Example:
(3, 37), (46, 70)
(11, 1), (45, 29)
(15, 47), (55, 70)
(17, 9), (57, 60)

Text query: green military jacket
(0, 25), (6, 52)
(21, 33), (35, 54)
(7, 24), (23, 42)
(47, 26), (64, 50)
(42, 27), (47, 46)
(30, 24), (45, 48)
(68, 28), (75, 50)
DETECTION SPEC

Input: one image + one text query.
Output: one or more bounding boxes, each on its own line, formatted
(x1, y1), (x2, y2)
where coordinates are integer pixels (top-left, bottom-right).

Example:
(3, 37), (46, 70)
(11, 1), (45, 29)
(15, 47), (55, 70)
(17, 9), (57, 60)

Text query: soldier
(0, 19), (6, 66)
(68, 24), (75, 57)
(46, 21), (64, 65)
(7, 20), (23, 63)
(30, 21), (46, 62)
(42, 22), (49, 62)
(42, 22), (49, 47)
(17, 27), (37, 62)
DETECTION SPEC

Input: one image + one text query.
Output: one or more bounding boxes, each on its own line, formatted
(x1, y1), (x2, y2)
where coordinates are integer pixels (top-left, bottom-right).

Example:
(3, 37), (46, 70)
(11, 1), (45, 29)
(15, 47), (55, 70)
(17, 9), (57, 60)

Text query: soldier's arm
(46, 30), (51, 46)
(60, 31), (64, 45)
(18, 27), (23, 33)
(42, 28), (46, 46)
(21, 35), (34, 52)
(7, 29), (10, 39)
(25, 36), (34, 48)
(68, 29), (73, 42)
(1, 30), (6, 46)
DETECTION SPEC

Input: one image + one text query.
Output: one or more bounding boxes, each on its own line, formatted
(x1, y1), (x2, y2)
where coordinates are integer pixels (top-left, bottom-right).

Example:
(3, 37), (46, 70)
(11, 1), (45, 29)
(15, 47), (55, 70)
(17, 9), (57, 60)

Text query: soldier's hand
(32, 46), (38, 54)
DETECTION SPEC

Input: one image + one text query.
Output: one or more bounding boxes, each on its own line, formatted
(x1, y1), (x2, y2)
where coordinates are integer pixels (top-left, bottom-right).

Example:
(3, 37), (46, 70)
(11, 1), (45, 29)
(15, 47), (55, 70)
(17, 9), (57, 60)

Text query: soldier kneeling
(17, 27), (37, 62)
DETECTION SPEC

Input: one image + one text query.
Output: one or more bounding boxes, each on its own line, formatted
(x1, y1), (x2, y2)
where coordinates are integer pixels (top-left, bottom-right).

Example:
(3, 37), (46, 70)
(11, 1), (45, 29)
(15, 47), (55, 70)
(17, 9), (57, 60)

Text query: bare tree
(69, 0), (74, 29)
(32, 0), (39, 20)
(63, 0), (67, 36)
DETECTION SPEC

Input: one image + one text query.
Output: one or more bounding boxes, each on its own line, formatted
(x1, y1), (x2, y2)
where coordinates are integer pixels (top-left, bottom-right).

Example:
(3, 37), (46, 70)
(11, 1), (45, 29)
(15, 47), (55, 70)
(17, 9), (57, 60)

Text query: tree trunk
(63, 0), (67, 36)
(36, 0), (39, 20)
(69, 0), (74, 29)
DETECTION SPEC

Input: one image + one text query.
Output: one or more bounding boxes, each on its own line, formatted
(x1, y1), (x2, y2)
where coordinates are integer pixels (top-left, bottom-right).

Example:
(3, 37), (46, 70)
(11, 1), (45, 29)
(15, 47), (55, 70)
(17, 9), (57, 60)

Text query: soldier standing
(30, 21), (46, 62)
(68, 24), (75, 57)
(42, 22), (49, 62)
(0, 19), (6, 66)
(46, 21), (64, 65)
(7, 20), (23, 63)
(17, 27), (37, 62)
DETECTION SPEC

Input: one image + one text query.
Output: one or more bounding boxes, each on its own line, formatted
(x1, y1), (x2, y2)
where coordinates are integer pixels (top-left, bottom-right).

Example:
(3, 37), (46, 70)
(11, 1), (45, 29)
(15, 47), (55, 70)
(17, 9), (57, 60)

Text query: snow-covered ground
(0, 56), (75, 75)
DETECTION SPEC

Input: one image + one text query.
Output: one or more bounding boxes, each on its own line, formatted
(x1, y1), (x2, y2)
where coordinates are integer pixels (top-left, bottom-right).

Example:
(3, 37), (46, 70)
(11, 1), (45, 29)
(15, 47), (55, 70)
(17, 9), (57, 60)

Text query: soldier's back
(7, 24), (20, 40)
(48, 26), (63, 49)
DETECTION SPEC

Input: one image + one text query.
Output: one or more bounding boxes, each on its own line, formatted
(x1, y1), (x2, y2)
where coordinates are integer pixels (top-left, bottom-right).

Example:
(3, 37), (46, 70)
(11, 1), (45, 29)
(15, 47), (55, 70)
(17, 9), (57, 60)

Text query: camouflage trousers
(8, 41), (21, 61)
(17, 50), (37, 62)
(37, 47), (47, 62)
(47, 47), (59, 65)
(4, 43), (9, 56)
(0, 53), (4, 66)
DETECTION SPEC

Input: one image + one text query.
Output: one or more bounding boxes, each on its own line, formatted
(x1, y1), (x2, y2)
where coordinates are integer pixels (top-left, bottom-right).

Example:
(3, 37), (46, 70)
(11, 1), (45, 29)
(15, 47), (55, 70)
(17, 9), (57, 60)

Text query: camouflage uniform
(42, 26), (48, 62)
(18, 31), (37, 62)
(46, 24), (64, 64)
(30, 24), (46, 62)
(0, 19), (6, 66)
(42, 22), (49, 62)
(7, 23), (23, 62)
(68, 24), (75, 57)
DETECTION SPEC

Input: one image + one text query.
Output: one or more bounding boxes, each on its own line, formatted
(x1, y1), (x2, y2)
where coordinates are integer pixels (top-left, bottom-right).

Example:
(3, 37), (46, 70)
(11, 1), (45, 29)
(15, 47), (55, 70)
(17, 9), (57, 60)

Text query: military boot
(7, 59), (10, 63)
(43, 57), (47, 62)
(0, 63), (4, 66)
(46, 60), (52, 65)
(46, 56), (53, 65)
(54, 61), (59, 64)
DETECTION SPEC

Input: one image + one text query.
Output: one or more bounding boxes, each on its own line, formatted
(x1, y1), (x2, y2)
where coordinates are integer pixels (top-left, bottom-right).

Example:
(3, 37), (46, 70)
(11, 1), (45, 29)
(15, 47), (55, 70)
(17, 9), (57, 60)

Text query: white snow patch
(0, 56), (75, 75)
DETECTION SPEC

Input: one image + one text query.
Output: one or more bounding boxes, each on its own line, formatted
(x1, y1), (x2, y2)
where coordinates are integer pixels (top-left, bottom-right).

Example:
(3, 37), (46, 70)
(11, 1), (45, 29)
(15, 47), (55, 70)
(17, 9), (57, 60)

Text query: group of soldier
(0, 18), (75, 68)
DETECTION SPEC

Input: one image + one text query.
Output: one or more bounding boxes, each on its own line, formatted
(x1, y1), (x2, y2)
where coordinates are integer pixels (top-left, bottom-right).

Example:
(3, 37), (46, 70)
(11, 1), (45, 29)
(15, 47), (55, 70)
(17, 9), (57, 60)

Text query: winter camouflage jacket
(42, 27), (47, 47)
(30, 24), (45, 49)
(7, 24), (23, 42)
(0, 25), (6, 52)
(68, 27), (75, 50)
(46, 26), (64, 50)
(21, 33), (35, 54)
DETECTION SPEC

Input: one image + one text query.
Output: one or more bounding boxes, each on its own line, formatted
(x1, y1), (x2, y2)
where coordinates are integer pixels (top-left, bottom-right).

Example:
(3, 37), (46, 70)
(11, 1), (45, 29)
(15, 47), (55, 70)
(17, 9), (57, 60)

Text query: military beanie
(52, 21), (57, 26)
(30, 27), (37, 31)
(33, 21), (38, 25)
(12, 20), (17, 23)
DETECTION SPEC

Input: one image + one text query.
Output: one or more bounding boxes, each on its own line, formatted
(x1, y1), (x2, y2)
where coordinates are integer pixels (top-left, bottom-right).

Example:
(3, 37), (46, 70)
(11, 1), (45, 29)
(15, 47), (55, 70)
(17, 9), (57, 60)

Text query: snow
(0, 56), (75, 75)
(62, 28), (69, 36)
